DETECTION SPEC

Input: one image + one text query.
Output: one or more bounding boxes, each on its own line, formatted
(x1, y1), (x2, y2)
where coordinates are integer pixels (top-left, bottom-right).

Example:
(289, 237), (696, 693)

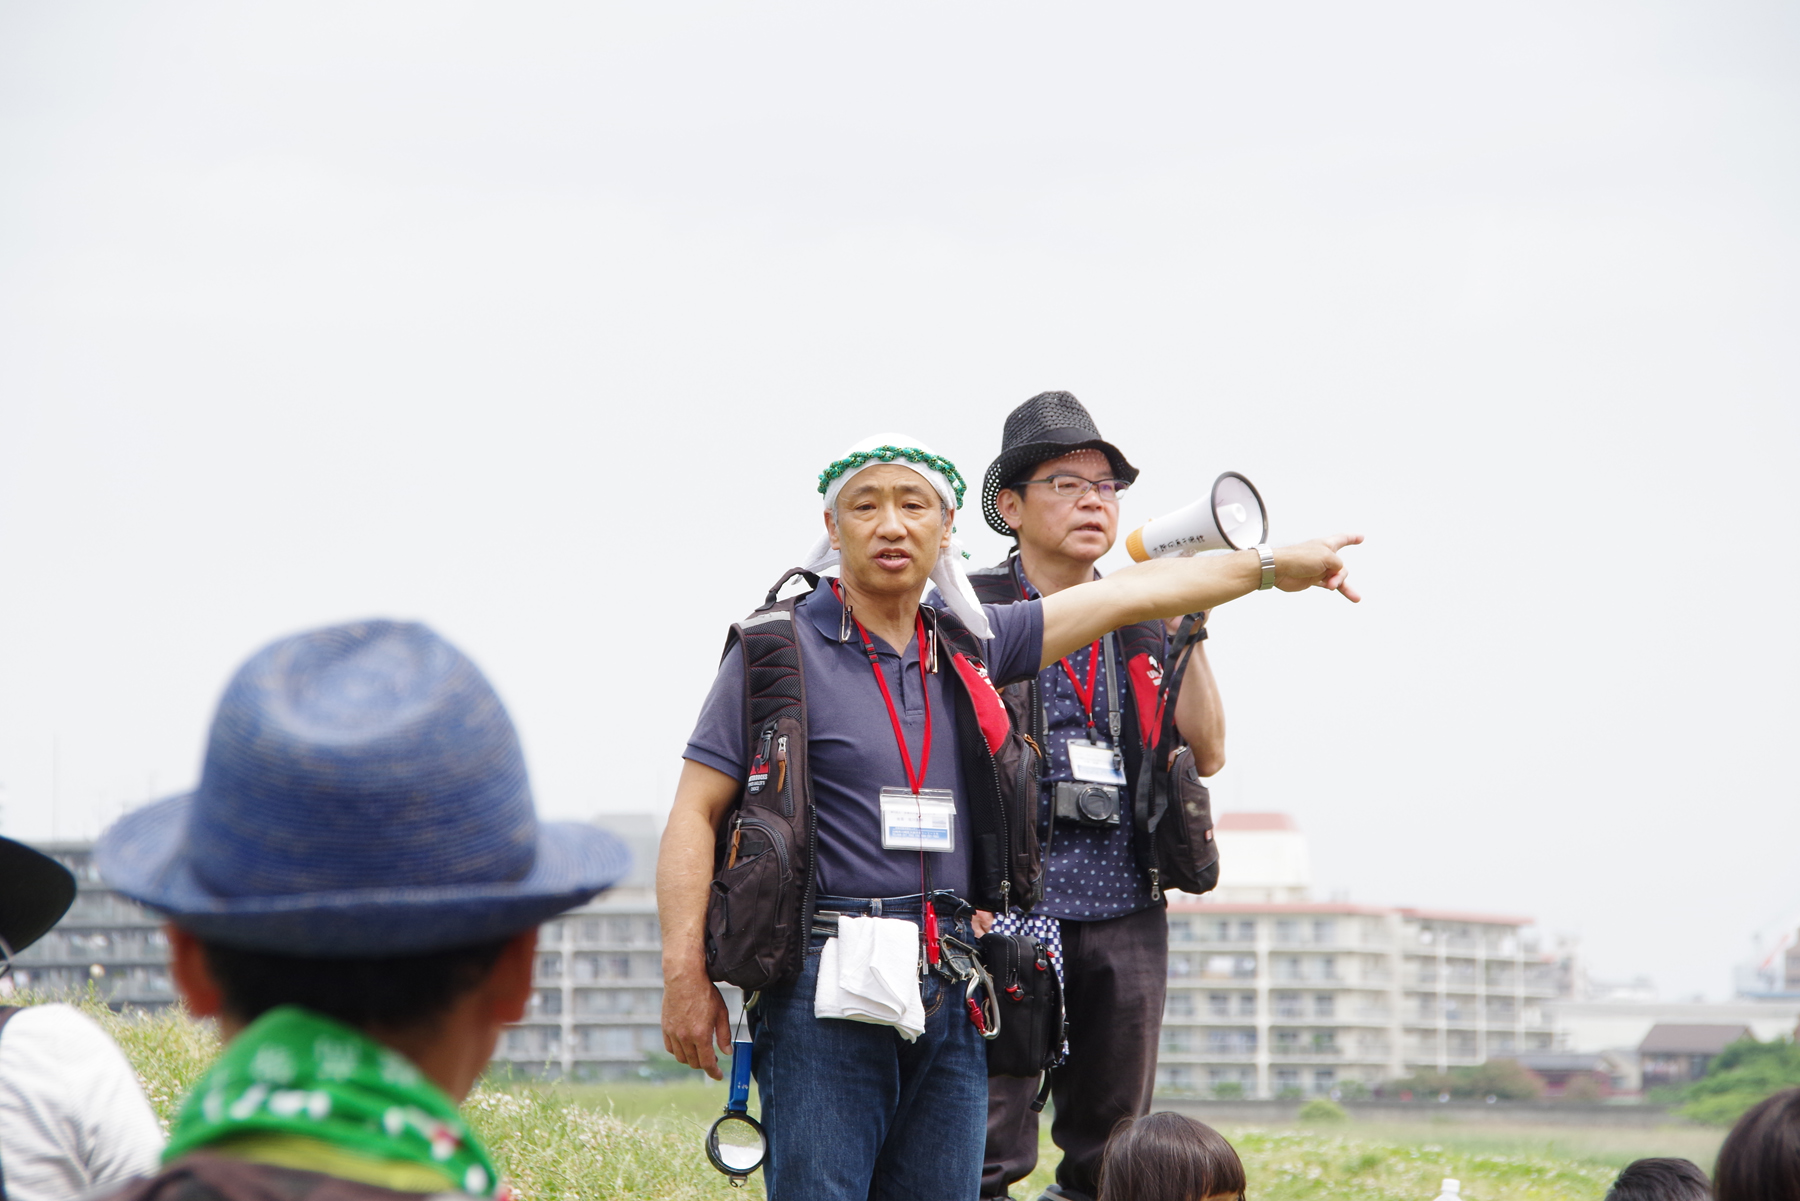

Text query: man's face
(998, 448), (1121, 564)
(825, 464), (951, 598)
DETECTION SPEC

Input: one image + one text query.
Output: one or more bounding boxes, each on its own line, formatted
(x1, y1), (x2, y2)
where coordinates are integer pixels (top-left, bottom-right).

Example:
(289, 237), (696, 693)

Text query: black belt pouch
(978, 932), (1065, 1081)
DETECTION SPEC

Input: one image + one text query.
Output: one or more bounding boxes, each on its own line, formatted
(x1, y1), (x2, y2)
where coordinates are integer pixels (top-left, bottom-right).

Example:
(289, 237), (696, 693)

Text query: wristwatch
(1253, 544), (1276, 590)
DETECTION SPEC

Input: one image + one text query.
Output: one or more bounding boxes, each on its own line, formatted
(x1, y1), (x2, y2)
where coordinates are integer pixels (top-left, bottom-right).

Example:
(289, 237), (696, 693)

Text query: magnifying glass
(705, 1039), (767, 1187)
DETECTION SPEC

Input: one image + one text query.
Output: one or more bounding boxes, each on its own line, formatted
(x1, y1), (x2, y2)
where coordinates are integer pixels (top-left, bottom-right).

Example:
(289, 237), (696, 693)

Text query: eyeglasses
(1010, 474), (1131, 501)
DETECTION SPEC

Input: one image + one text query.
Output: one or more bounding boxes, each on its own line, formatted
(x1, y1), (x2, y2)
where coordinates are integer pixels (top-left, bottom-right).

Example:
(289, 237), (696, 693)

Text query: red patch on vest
(951, 653), (1010, 755)
(1127, 652), (1165, 749)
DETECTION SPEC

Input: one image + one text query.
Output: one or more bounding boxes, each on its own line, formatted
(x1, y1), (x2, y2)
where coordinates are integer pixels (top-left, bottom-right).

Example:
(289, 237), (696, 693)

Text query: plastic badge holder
(705, 1039), (767, 1187)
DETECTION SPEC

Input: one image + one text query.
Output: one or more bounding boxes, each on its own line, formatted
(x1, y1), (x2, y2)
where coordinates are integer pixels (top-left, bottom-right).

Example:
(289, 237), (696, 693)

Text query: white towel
(813, 915), (927, 1041)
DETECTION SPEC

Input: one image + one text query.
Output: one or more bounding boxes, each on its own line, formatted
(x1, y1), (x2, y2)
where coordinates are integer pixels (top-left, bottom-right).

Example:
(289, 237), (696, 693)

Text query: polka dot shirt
(1019, 566), (1159, 922)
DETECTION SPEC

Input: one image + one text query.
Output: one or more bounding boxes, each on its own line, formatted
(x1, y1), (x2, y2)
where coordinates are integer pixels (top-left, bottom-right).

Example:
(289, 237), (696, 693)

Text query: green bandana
(164, 1006), (501, 1197)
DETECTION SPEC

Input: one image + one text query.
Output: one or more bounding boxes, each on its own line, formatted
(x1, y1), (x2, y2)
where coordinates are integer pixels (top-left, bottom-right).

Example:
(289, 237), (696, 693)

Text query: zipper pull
(775, 734), (789, 795)
(725, 815), (744, 869)
(1148, 867), (1163, 902)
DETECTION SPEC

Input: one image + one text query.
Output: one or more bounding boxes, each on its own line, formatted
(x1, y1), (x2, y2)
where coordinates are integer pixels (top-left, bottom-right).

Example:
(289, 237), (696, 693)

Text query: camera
(1054, 781), (1122, 827)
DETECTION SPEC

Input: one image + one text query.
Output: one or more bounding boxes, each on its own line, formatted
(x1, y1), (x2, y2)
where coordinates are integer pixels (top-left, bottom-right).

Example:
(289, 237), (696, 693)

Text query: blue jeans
(750, 895), (988, 1201)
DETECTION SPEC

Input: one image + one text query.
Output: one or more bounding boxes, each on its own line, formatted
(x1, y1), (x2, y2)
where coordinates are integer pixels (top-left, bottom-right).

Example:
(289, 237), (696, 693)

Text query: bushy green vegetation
(1224, 1129), (1615, 1200)
(1679, 1036), (1800, 1126)
(1297, 1099), (1348, 1123)
(33, 996), (1705, 1200)
(1387, 1059), (1546, 1101)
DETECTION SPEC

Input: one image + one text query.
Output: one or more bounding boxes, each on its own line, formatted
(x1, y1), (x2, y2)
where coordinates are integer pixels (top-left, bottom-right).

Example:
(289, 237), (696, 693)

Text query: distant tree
(1211, 1080), (1245, 1099)
(1384, 1061), (1542, 1101)
(1298, 1098), (1348, 1123)
(1460, 1059), (1546, 1101)
(1335, 1079), (1372, 1101)
(1559, 1073), (1604, 1103)
(1680, 1036), (1800, 1126)
(1275, 1084), (1304, 1100)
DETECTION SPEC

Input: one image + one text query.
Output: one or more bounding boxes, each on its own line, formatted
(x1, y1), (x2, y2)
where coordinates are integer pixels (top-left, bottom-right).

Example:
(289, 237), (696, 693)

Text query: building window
(1275, 920), (1299, 944)
(1274, 992), (1303, 1019)
(1169, 919), (1193, 942)
(1312, 921), (1336, 946)
(1318, 957), (1337, 981)
(1311, 1030), (1337, 1052)
(1275, 957), (1303, 981)
(1238, 992), (1257, 1017)
(1166, 993), (1195, 1018)
(1234, 955), (1257, 979)
(535, 953), (563, 982)
(1313, 994), (1335, 1018)
(1237, 920), (1256, 942)
(1313, 1068), (1336, 1093)
(531, 989), (563, 1017)
(1208, 993), (1232, 1018)
(1210, 920), (1232, 942)
(1207, 1029), (1255, 1054)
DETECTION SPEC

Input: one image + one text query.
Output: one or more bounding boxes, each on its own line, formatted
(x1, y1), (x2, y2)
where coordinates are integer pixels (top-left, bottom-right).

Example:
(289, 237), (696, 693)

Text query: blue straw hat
(95, 620), (631, 957)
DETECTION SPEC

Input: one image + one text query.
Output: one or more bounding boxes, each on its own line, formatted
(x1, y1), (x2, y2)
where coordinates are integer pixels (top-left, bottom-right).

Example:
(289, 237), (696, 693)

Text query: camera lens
(1078, 787), (1112, 822)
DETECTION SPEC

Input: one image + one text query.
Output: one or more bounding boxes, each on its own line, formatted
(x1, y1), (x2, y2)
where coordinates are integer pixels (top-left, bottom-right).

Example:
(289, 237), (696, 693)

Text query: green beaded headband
(817, 445), (968, 509)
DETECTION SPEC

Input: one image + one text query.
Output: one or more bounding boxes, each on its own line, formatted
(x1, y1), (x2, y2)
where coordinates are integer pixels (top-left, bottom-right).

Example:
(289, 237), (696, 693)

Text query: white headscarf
(803, 432), (992, 639)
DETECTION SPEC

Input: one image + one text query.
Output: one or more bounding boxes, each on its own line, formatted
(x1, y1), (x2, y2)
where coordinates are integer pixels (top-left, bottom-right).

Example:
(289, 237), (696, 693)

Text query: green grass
(33, 996), (1722, 1200)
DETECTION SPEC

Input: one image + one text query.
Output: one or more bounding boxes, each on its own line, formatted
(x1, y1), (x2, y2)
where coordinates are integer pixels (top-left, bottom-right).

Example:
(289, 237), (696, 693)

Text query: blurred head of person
(1097, 1111), (1247, 1201)
(1714, 1087), (1800, 1201)
(96, 619), (631, 1103)
(1606, 1156), (1711, 1201)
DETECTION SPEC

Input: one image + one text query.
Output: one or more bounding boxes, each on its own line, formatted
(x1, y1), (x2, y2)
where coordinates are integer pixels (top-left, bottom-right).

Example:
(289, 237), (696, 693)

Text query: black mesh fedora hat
(980, 391), (1140, 537)
(0, 837), (76, 960)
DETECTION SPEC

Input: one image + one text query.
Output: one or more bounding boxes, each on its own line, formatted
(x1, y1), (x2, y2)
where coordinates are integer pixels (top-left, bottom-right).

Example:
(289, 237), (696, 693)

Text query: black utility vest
(703, 570), (1043, 993)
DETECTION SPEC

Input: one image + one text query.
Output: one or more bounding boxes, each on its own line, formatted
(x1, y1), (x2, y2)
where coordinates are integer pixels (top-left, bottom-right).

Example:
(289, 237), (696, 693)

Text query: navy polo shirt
(684, 584), (1043, 901)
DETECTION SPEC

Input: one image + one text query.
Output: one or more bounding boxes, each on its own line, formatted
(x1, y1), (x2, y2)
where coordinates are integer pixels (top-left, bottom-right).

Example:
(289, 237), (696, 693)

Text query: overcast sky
(2, 2), (1795, 1001)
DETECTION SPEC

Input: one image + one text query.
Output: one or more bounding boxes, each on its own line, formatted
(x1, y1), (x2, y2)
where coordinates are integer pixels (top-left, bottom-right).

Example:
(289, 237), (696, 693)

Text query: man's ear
(995, 487), (1024, 533)
(167, 924), (225, 1020)
(487, 928), (539, 1026)
(823, 508), (841, 552)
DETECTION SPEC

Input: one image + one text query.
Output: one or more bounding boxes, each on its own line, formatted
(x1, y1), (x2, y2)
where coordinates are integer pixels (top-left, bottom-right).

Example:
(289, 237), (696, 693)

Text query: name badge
(1067, 740), (1126, 785)
(879, 788), (957, 853)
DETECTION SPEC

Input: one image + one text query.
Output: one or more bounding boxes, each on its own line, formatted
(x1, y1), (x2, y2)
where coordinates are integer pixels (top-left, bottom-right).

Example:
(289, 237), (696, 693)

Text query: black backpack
(703, 569), (1044, 992)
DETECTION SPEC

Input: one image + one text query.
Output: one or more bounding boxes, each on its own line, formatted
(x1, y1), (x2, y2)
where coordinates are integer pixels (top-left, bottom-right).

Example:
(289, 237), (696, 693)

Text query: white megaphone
(1124, 472), (1268, 561)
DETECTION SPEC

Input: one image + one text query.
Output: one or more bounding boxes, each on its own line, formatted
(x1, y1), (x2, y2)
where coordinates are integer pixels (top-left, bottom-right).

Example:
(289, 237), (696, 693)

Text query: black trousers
(982, 904), (1168, 1201)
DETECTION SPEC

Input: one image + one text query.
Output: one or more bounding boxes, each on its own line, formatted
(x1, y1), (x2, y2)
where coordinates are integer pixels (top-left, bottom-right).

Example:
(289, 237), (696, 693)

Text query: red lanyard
(1059, 642), (1102, 736)
(832, 581), (942, 962)
(832, 581), (933, 793)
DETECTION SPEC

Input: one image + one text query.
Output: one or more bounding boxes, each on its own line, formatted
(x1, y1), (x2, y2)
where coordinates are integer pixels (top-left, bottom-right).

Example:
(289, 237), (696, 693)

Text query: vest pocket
(705, 817), (797, 989)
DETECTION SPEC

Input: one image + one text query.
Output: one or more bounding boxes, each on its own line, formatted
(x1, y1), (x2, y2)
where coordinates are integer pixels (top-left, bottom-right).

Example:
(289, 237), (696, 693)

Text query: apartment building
(6, 841), (176, 1009)
(1155, 814), (1558, 1098)
(489, 814), (701, 1081)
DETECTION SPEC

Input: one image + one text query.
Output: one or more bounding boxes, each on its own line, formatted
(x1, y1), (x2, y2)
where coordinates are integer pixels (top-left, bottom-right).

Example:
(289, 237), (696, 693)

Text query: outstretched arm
(1039, 535), (1363, 668)
(658, 759), (740, 1080)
